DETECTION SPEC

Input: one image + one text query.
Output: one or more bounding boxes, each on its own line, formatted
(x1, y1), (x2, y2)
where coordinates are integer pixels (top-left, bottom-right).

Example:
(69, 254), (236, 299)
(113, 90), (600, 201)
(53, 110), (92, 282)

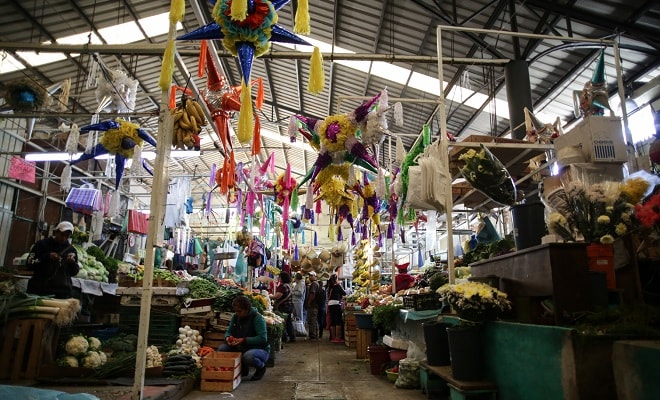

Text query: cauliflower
(88, 337), (102, 351)
(98, 351), (107, 364)
(81, 351), (102, 369)
(57, 355), (79, 368)
(65, 335), (89, 356)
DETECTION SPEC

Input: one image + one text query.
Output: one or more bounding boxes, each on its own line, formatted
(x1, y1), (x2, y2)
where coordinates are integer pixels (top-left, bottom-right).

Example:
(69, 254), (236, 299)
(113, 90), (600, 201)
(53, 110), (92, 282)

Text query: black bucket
(423, 321), (451, 366)
(511, 202), (546, 250)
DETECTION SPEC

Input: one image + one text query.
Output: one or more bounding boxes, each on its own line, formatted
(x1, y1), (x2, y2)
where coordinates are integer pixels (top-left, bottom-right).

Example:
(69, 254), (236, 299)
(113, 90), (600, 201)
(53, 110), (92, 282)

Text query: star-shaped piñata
(71, 119), (157, 189)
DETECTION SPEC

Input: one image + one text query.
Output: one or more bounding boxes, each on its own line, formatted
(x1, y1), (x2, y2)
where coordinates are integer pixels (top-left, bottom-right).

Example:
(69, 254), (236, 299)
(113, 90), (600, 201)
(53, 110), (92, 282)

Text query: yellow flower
(597, 215), (611, 225)
(621, 177), (649, 204)
(600, 234), (615, 244)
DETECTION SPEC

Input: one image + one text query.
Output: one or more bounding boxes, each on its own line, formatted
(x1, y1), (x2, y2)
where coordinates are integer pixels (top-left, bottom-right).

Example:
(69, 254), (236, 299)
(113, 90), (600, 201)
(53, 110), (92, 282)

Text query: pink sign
(8, 156), (36, 183)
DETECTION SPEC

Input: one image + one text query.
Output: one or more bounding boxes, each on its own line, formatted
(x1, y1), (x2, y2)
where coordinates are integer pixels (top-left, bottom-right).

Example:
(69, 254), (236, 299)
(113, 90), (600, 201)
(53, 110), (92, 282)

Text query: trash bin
(368, 345), (389, 375)
(511, 202), (546, 250)
(423, 321), (450, 366)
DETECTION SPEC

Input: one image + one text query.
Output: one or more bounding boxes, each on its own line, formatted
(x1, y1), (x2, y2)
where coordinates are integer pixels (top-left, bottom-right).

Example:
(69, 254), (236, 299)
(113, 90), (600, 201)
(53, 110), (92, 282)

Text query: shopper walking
(26, 221), (80, 299)
(326, 274), (346, 343)
(271, 271), (296, 343)
(304, 271), (322, 340)
(292, 272), (306, 321)
(218, 295), (270, 381)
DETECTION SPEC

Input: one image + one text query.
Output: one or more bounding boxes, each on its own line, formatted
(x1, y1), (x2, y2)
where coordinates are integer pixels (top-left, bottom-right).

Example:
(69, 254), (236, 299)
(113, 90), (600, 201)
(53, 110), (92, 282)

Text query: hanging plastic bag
(476, 215), (501, 244)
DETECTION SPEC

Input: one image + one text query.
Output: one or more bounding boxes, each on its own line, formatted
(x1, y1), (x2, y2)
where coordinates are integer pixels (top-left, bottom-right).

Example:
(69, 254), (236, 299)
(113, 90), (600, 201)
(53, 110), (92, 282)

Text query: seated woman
(217, 295), (270, 381)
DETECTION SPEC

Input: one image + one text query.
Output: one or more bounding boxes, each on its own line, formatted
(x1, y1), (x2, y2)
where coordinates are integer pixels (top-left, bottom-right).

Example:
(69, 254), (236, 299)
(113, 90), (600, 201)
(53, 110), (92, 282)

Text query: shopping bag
(127, 209), (149, 234)
(293, 318), (307, 337)
(65, 183), (103, 215)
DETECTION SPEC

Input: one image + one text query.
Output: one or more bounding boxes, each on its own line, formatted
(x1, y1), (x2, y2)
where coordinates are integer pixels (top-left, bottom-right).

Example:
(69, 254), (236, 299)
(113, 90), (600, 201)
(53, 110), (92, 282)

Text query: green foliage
(188, 278), (219, 299)
(429, 272), (449, 292)
(213, 286), (245, 312)
(577, 303), (660, 337)
(372, 303), (403, 332)
(461, 233), (515, 265)
(86, 246), (106, 261)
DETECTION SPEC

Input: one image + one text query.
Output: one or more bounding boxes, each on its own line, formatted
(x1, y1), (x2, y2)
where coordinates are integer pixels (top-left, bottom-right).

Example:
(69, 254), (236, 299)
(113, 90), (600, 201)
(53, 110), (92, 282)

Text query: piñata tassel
(423, 124), (431, 146)
(294, 244), (299, 261)
(60, 165), (72, 192)
(109, 190), (120, 217)
(315, 199), (322, 214)
(288, 115), (299, 141)
(337, 226), (343, 241)
(230, 0), (248, 21)
(255, 77), (264, 110)
(394, 102), (404, 126)
(307, 47), (325, 95)
(386, 222), (394, 239)
(294, 0), (310, 35)
(301, 230), (306, 244)
(313, 231), (318, 246)
(237, 80), (253, 144)
(252, 114), (261, 155)
(291, 186), (299, 212)
(351, 231), (356, 246)
(58, 78), (71, 111)
(328, 224), (336, 242)
(396, 135), (406, 163)
(170, 0), (185, 23)
(305, 184), (314, 209)
(131, 144), (144, 177)
(65, 123), (80, 154)
(169, 86), (177, 110)
(198, 40), (208, 78)
(159, 39), (175, 92)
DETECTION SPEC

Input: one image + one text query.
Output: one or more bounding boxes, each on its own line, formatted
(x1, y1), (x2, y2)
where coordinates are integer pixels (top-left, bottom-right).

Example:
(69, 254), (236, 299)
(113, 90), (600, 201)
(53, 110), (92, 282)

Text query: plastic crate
(402, 293), (440, 311)
(119, 306), (180, 347)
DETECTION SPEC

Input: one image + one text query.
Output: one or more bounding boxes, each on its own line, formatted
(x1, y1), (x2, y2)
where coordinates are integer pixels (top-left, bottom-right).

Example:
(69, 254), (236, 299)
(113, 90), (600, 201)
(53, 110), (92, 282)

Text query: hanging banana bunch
(171, 96), (207, 150)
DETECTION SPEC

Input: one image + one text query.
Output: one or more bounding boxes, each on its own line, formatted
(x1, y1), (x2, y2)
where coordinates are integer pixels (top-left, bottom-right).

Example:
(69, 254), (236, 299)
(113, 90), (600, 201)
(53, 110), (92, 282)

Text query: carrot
(197, 346), (214, 357)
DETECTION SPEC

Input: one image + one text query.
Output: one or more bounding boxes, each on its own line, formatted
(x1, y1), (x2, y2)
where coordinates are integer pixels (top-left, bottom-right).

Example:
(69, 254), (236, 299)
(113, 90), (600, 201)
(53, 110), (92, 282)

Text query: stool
(448, 383), (497, 400)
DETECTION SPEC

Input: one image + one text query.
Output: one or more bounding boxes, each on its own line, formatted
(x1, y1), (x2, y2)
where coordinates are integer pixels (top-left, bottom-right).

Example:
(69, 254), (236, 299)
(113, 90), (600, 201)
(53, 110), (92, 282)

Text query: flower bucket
(423, 321), (450, 366)
(447, 324), (485, 381)
(511, 202), (546, 250)
(586, 243), (615, 289)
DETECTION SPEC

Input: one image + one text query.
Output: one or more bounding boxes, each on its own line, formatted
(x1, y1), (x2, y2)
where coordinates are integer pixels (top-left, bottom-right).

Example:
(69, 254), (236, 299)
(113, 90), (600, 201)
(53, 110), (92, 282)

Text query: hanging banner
(8, 156), (36, 183)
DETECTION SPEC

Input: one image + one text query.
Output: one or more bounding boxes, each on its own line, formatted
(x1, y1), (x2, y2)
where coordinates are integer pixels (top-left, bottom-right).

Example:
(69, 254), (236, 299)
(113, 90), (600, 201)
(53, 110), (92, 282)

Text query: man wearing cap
(26, 221), (80, 299)
(305, 271), (321, 340)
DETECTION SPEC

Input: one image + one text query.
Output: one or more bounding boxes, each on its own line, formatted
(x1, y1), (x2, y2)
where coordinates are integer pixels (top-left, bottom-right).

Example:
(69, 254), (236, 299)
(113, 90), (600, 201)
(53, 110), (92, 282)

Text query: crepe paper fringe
(307, 47), (324, 95)
(394, 102), (404, 126)
(252, 114), (261, 155)
(294, 0), (310, 34)
(60, 165), (71, 193)
(230, 0), (248, 21)
(159, 40), (176, 92)
(170, 0), (186, 23)
(238, 80), (253, 144)
(65, 123), (80, 154)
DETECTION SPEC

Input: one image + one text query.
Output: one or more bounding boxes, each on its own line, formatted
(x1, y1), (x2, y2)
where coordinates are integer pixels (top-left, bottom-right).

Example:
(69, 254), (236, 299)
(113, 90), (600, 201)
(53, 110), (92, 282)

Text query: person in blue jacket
(218, 295), (270, 381)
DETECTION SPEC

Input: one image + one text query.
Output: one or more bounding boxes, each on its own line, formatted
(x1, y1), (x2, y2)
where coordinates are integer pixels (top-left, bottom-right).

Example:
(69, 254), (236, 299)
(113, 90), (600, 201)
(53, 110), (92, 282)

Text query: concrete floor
(32, 337), (433, 400)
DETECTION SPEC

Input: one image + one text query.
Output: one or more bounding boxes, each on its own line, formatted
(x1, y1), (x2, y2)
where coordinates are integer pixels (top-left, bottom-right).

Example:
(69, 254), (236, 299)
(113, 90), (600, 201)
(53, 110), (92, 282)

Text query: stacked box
(203, 330), (225, 349)
(200, 352), (242, 392)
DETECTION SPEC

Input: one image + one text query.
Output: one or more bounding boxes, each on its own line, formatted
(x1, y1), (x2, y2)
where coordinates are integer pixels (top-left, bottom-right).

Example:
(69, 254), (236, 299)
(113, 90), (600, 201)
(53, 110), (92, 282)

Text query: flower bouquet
(459, 144), (516, 206)
(436, 281), (511, 325)
(546, 177), (649, 244)
(634, 187), (660, 241)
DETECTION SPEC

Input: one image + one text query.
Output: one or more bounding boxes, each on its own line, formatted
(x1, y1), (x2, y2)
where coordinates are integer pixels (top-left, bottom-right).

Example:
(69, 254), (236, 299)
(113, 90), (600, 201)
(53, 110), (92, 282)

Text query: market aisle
(184, 337), (430, 400)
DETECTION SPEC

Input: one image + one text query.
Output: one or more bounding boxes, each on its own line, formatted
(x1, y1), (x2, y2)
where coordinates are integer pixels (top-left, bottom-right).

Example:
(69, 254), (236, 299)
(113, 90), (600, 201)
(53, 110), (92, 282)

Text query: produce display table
(419, 361), (497, 400)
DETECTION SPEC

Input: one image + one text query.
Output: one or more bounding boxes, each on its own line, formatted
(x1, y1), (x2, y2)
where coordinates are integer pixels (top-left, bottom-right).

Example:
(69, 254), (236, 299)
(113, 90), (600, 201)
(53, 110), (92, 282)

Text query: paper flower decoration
(573, 50), (612, 118)
(71, 119), (157, 189)
(3, 78), (48, 112)
(352, 173), (382, 228)
(178, 0), (319, 145)
(95, 69), (138, 113)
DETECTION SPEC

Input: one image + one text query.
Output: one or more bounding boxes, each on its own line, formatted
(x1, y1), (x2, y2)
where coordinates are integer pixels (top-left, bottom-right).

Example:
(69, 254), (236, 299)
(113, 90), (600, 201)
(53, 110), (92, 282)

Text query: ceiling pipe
(0, 41), (509, 65)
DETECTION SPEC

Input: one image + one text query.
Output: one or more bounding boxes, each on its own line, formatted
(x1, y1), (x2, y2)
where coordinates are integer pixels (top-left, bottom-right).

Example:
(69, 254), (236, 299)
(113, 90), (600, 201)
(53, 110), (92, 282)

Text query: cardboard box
(554, 116), (627, 164)
(559, 162), (625, 185)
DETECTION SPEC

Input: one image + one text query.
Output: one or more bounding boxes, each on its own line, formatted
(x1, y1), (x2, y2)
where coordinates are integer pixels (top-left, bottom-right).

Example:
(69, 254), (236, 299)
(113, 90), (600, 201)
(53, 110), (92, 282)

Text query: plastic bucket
(423, 321), (450, 366)
(511, 202), (546, 250)
(368, 345), (389, 375)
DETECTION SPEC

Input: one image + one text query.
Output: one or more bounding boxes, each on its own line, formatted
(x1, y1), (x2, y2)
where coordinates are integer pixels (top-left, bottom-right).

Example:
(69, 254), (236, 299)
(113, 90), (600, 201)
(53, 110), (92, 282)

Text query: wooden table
(470, 242), (592, 325)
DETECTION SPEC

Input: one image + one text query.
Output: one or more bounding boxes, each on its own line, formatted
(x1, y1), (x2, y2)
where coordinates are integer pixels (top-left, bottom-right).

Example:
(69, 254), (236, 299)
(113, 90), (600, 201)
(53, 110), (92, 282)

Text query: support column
(504, 60), (533, 140)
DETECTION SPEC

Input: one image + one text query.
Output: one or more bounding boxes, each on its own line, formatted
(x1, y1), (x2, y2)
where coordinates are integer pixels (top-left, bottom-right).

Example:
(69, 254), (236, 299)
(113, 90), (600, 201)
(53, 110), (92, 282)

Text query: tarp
(0, 385), (100, 400)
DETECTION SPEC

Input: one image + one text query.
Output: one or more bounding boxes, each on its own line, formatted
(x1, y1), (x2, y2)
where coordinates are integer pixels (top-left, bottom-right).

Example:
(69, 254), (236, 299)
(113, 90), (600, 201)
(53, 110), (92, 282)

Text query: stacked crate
(119, 306), (180, 347)
(200, 351), (242, 392)
(344, 312), (357, 348)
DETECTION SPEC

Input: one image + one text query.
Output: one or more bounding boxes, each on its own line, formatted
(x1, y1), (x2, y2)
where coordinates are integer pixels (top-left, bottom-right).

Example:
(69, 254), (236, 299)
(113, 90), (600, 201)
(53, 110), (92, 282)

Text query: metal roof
(1, 0), (658, 230)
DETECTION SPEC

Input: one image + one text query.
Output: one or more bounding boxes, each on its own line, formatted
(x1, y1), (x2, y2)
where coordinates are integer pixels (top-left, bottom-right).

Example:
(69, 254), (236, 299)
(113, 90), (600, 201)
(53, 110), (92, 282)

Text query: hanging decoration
(573, 50), (612, 118)
(70, 119), (157, 189)
(95, 68), (138, 113)
(524, 107), (562, 144)
(170, 95), (207, 150)
(178, 0), (321, 146)
(274, 164), (297, 250)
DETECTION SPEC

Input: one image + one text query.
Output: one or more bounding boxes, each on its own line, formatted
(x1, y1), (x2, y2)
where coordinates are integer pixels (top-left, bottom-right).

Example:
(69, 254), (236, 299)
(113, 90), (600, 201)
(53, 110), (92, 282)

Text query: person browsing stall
(26, 221), (80, 299)
(327, 274), (346, 343)
(218, 295), (270, 381)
